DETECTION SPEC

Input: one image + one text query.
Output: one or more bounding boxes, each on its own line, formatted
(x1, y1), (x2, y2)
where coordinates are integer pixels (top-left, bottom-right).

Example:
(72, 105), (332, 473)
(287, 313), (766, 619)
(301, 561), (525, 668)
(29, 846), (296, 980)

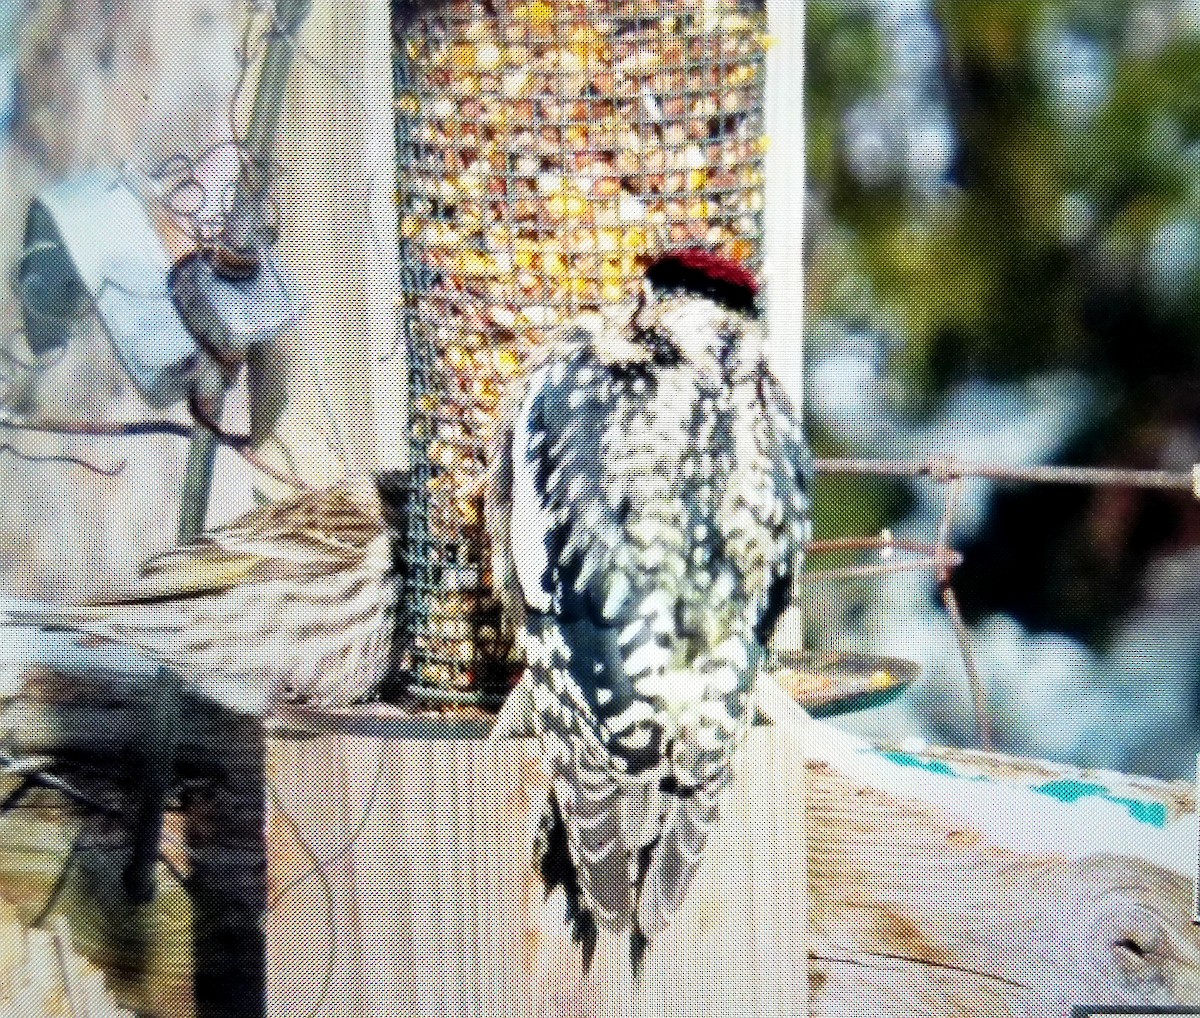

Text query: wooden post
(7, 680), (1200, 1015)
(261, 713), (810, 1017)
(262, 0), (403, 482)
(760, 681), (1200, 1017)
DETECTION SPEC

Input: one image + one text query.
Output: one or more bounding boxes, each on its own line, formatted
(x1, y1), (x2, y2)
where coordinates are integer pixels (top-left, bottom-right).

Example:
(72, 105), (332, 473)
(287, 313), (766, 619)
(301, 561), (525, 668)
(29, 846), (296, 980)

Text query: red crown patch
(644, 248), (760, 315)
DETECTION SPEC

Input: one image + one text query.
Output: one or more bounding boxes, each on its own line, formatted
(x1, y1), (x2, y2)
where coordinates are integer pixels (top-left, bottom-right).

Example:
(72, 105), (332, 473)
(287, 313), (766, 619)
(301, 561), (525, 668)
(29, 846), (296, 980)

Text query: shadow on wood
(0, 666), (268, 1018)
(9, 674), (1198, 1018)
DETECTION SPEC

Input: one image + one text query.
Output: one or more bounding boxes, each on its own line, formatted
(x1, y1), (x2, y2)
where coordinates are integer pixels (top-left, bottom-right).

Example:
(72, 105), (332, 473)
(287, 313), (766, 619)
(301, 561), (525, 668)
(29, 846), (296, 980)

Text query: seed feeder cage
(391, 0), (770, 704)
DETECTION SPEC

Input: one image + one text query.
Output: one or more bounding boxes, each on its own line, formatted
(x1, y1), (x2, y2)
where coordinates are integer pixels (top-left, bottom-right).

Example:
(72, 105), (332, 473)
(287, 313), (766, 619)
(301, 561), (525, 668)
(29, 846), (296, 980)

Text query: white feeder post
(260, 0), (404, 483)
(765, 0), (806, 399)
(764, 0), (810, 665)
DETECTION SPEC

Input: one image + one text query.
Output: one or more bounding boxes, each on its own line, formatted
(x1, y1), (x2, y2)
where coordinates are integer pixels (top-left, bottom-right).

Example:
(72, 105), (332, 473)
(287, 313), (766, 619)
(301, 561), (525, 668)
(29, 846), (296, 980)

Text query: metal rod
(224, 0), (315, 259)
(124, 0), (312, 905)
(941, 581), (993, 752)
(177, 411), (223, 541)
(815, 456), (1197, 493)
(123, 402), (221, 902)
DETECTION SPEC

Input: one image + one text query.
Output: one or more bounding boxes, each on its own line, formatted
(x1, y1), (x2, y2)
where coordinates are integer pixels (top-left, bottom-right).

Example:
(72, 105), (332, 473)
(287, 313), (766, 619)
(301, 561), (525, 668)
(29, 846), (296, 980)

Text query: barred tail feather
(553, 766), (633, 931)
(635, 784), (722, 938)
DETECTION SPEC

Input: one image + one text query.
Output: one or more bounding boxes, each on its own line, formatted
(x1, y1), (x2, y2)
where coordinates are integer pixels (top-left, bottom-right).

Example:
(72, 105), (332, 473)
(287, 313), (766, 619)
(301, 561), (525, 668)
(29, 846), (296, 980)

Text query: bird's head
(608, 248), (763, 385)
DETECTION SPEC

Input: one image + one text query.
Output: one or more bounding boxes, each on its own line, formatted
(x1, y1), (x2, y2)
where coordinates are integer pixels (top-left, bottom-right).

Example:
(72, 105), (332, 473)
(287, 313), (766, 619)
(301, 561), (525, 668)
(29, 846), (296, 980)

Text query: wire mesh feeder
(390, 0), (769, 703)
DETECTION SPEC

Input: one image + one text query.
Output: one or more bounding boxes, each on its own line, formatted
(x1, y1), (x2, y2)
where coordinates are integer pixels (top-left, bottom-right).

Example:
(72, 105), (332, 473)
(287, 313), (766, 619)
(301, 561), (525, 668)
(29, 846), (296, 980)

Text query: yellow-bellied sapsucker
(487, 249), (813, 974)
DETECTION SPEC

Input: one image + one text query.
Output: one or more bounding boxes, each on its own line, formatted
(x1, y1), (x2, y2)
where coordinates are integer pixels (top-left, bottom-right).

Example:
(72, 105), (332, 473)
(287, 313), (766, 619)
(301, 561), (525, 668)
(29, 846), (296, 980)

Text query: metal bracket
(18, 172), (299, 408)
(169, 249), (298, 365)
(19, 173), (199, 405)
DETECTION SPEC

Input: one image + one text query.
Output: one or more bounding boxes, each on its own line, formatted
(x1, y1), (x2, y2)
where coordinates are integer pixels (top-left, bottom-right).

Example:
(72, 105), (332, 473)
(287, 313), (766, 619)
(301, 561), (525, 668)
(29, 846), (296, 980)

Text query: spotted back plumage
(491, 290), (812, 970)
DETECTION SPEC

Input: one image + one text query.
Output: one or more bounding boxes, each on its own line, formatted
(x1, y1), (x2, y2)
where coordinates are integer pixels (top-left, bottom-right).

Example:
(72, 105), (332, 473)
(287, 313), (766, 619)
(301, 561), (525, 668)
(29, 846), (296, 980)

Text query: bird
(1, 472), (411, 716)
(484, 248), (814, 976)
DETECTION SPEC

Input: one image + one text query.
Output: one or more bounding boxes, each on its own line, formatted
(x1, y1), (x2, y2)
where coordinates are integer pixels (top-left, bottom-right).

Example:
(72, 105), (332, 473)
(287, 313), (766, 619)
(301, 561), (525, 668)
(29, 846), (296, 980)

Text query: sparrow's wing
(131, 479), (385, 598)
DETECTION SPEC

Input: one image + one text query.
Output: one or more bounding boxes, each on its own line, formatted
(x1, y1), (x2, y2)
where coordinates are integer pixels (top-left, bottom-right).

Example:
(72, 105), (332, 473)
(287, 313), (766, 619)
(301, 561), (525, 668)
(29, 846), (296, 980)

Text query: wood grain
(262, 722), (810, 1018)
(3, 677), (1199, 1017)
(755, 683), (1200, 1018)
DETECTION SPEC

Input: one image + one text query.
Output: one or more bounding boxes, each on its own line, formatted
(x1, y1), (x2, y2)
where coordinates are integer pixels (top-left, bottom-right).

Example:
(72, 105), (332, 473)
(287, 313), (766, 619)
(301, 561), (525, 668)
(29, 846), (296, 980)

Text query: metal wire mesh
(391, 0), (769, 698)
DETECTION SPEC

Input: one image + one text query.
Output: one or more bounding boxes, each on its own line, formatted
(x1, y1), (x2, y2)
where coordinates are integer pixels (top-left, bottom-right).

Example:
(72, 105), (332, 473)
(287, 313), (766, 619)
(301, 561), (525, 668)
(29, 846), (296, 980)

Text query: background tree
(806, 0), (1200, 776)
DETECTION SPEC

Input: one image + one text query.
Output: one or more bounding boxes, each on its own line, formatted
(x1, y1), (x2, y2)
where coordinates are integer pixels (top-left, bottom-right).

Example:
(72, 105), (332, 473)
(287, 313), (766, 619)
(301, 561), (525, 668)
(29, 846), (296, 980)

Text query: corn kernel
(729, 239), (753, 262)
(515, 0), (553, 25)
(869, 670), (895, 691)
(476, 42), (502, 70)
(727, 64), (755, 87)
(460, 251), (494, 274)
(496, 349), (522, 376)
(622, 227), (648, 252)
(476, 378), (500, 404)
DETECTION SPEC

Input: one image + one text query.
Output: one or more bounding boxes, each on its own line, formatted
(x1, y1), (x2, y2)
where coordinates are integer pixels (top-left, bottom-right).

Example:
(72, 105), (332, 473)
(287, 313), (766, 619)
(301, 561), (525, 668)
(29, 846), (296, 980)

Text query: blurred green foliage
(805, 0), (1200, 641)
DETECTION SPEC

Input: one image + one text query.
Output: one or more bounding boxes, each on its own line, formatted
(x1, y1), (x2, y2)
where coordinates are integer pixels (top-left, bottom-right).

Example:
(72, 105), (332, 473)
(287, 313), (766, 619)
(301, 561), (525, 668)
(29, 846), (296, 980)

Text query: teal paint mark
(878, 750), (958, 777)
(1033, 780), (1169, 828)
(1033, 779), (1107, 804)
(874, 753), (1170, 828)
(1117, 797), (1169, 827)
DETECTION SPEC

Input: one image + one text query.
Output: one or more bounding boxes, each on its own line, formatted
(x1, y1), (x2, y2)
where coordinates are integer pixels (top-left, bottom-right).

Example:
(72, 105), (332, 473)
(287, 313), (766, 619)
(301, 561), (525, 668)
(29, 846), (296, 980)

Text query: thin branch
(942, 581), (992, 751)
(0, 418), (311, 490)
(936, 478), (992, 751)
(801, 534), (962, 583)
(1, 417), (195, 440)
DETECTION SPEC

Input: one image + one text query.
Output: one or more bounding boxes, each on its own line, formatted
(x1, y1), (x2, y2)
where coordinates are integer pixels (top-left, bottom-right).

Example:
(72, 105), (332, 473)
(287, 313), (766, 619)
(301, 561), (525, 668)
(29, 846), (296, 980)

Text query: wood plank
(0, 911), (133, 1017)
(11, 675), (1199, 1017)
(752, 682), (1200, 1017)
(262, 724), (809, 1018)
(261, 0), (402, 482)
